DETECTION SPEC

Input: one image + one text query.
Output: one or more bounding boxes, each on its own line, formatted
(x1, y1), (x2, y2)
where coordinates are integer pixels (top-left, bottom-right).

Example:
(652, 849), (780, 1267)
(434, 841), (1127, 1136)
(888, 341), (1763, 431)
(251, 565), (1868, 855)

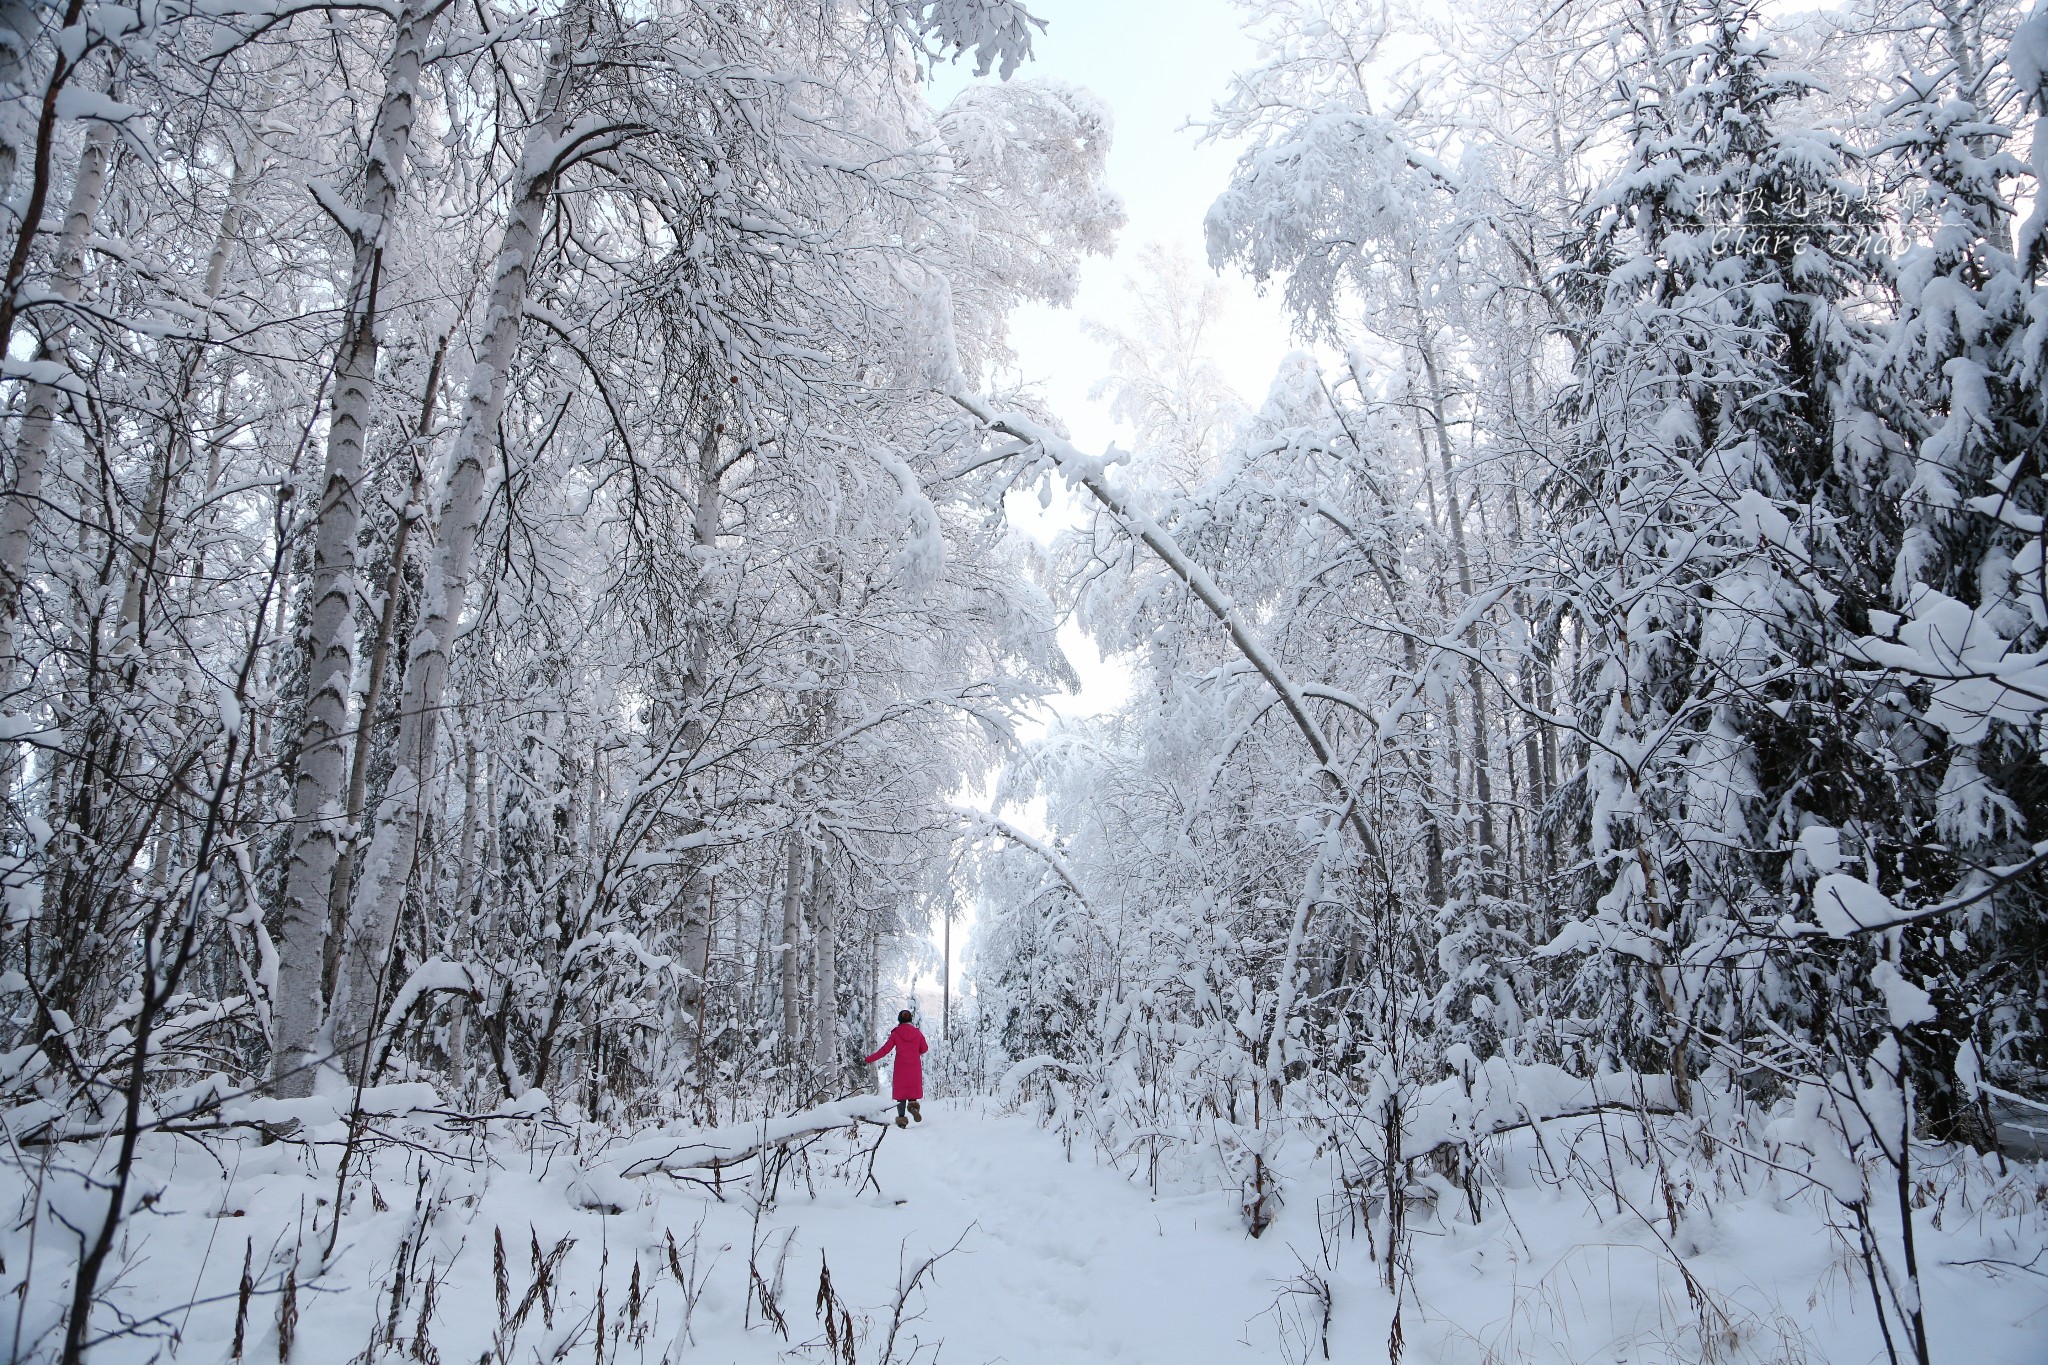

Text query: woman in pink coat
(864, 1009), (929, 1127)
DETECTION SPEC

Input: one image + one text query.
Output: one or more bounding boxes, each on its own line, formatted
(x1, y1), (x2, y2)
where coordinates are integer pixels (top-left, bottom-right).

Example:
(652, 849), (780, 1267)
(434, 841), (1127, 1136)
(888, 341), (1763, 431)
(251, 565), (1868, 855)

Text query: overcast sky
(928, 0), (1296, 456)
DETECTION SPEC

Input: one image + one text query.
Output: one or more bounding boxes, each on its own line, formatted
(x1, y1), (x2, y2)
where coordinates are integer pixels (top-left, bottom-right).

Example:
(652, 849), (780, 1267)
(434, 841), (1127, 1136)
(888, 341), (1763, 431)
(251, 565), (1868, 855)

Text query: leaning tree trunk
(270, 0), (442, 1097)
(331, 13), (582, 1075)
(320, 333), (444, 1005)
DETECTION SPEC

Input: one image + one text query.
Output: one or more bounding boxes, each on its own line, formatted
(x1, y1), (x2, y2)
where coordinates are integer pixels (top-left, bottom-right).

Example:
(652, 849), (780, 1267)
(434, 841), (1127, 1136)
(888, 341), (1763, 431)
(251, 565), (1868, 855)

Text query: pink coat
(864, 1023), (928, 1100)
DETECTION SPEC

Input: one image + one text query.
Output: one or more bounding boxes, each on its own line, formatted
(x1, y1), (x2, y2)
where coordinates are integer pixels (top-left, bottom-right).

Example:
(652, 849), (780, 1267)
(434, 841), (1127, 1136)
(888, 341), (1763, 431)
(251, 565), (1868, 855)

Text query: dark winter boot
(908, 1100), (922, 1122)
(895, 1113), (909, 1129)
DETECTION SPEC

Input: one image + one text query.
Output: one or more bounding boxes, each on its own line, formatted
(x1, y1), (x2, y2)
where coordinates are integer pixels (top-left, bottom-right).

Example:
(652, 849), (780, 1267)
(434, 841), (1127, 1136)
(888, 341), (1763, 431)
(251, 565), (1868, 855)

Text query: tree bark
(674, 414), (724, 1011)
(1414, 329), (1499, 879)
(779, 831), (807, 1059)
(810, 850), (838, 1080)
(0, 110), (112, 694)
(331, 6), (585, 1076)
(0, 0), (38, 202)
(271, 0), (441, 1097)
(320, 333), (445, 1004)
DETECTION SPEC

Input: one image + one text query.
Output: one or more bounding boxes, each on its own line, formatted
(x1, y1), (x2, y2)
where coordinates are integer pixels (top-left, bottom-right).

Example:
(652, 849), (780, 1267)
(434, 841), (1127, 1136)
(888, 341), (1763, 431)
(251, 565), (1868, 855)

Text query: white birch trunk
(0, 0), (53, 290)
(0, 0), (33, 201)
(0, 114), (112, 692)
(321, 339), (442, 1001)
(332, 16), (581, 1071)
(270, 1), (440, 1097)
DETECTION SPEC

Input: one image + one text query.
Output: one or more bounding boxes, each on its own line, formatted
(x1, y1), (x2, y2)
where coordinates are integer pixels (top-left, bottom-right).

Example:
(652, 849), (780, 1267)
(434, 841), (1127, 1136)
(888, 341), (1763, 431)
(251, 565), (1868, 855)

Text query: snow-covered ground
(12, 1096), (1303, 1365)
(13, 1093), (2048, 1363)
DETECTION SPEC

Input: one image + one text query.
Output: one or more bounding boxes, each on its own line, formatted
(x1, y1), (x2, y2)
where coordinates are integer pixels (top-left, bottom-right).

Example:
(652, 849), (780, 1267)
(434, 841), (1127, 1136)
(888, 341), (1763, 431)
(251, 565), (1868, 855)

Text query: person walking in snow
(864, 1009), (928, 1127)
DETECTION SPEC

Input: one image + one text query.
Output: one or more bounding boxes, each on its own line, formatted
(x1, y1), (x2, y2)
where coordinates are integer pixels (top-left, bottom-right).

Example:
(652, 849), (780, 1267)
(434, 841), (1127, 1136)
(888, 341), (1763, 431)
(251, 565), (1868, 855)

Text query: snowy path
(728, 1097), (1306, 1364)
(694, 1098), (2048, 1365)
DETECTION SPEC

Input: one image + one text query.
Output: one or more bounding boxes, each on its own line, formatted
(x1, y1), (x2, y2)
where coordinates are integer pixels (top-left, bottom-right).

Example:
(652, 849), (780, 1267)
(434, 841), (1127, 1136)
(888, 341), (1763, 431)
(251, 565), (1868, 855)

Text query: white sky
(929, 0), (1295, 725)
(915, 0), (1298, 1022)
(932, 0), (1295, 456)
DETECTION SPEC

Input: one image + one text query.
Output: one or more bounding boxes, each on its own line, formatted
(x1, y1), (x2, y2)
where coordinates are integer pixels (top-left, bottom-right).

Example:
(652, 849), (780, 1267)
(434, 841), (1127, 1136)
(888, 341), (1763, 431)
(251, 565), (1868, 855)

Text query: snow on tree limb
(950, 388), (1383, 860)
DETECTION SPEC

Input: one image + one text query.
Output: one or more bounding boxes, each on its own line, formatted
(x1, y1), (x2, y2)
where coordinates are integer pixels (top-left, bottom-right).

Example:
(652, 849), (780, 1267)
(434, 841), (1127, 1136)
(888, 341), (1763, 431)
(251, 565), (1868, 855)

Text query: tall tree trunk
(1506, 480), (1554, 882)
(749, 873), (773, 1024)
(810, 851), (838, 1082)
(674, 413), (725, 1012)
(453, 738), (479, 933)
(446, 736), (478, 1094)
(0, 0), (38, 202)
(0, 110), (112, 694)
(0, 0), (86, 353)
(331, 6), (584, 1077)
(779, 831), (807, 1059)
(13, 77), (271, 1048)
(320, 334), (445, 1003)
(270, 0), (441, 1097)
(177, 123), (270, 591)
(1414, 329), (1499, 881)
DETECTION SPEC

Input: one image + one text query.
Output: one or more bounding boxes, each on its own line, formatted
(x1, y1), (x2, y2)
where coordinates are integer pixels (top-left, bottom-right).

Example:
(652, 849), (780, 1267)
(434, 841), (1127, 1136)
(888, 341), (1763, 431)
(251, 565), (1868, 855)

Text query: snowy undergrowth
(1329, 1114), (2045, 1364)
(7, 1089), (940, 1365)
(1020, 1069), (2048, 1365)
(12, 1084), (2047, 1365)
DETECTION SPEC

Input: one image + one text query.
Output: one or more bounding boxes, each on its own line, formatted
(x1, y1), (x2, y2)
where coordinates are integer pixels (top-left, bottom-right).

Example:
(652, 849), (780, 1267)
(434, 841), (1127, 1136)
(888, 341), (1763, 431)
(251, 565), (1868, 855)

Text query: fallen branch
(611, 1097), (891, 1178)
(1406, 1097), (1679, 1167)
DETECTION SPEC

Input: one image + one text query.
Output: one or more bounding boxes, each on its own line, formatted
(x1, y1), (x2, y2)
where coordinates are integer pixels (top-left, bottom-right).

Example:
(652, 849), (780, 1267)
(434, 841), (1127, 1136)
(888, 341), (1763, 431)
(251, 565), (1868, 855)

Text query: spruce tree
(1546, 0), (1887, 1103)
